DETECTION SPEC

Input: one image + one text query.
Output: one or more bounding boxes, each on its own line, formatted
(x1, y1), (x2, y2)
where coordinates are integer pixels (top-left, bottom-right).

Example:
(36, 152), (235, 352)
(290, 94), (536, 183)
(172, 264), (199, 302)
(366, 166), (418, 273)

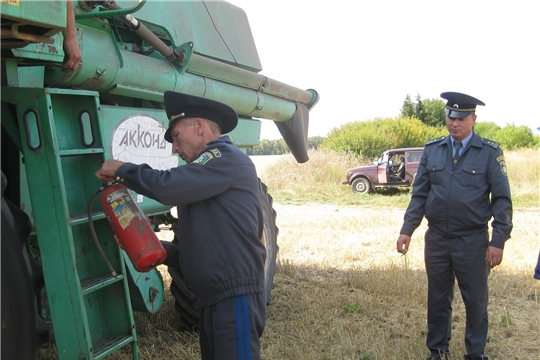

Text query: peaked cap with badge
(163, 91), (238, 143)
(441, 92), (485, 119)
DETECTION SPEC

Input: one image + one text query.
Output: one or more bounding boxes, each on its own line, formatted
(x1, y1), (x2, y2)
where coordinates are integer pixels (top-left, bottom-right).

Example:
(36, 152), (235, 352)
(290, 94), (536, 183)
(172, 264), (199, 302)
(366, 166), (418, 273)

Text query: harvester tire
(259, 181), (279, 303)
(168, 265), (201, 329)
(1, 178), (38, 359)
(168, 179), (279, 329)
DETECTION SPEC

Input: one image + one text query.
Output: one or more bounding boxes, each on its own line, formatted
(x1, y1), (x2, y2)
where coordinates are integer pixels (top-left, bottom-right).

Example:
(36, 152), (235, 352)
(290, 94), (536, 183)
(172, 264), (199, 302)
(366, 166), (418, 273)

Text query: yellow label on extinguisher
(107, 190), (135, 230)
(1, 0), (20, 6)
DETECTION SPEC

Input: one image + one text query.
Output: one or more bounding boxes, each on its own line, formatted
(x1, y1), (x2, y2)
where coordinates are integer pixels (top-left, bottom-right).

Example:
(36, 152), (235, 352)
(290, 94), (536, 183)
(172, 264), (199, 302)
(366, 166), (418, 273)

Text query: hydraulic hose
(88, 185), (118, 277)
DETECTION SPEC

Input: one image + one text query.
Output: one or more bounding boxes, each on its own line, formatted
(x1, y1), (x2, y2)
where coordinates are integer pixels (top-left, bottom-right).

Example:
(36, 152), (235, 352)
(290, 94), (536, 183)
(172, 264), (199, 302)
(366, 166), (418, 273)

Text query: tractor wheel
(258, 181), (279, 304)
(169, 179), (279, 329)
(1, 177), (38, 359)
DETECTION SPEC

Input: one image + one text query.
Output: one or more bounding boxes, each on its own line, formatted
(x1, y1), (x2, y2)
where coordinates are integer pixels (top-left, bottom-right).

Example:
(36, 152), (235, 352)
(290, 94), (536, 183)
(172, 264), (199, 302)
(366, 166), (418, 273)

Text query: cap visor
(445, 108), (471, 118)
(164, 118), (182, 143)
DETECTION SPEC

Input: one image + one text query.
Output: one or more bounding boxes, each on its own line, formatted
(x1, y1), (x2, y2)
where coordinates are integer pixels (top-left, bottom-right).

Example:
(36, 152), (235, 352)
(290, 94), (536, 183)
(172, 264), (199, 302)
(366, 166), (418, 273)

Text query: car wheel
(351, 178), (371, 194)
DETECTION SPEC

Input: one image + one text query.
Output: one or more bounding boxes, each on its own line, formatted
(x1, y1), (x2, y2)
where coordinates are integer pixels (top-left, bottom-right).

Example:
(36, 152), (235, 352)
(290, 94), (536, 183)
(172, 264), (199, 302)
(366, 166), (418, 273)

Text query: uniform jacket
(115, 136), (266, 306)
(400, 132), (513, 248)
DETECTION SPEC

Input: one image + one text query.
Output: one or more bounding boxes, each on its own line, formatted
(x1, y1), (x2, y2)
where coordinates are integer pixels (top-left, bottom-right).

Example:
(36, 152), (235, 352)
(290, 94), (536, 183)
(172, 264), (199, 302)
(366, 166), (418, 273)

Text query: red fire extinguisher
(98, 182), (167, 272)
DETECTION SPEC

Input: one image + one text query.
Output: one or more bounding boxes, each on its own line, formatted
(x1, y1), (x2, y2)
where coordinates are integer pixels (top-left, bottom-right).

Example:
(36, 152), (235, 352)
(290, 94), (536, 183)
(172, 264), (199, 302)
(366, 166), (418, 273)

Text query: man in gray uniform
(396, 92), (513, 360)
(96, 91), (266, 360)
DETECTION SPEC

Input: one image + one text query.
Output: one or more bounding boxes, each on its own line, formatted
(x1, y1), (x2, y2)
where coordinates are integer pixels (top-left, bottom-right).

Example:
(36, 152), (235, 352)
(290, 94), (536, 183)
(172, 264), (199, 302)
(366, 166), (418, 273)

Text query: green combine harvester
(1, 1), (318, 358)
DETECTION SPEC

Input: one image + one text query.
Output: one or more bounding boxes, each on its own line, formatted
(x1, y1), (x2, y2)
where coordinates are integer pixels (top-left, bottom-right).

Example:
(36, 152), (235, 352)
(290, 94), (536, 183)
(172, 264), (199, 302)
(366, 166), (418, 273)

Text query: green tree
(248, 137), (323, 155)
(307, 136), (324, 150)
(321, 117), (446, 159)
(400, 94), (445, 127)
(474, 122), (501, 141)
(422, 98), (446, 127)
(474, 122), (537, 150)
(415, 94), (425, 122)
(496, 125), (536, 150)
(400, 94), (415, 118)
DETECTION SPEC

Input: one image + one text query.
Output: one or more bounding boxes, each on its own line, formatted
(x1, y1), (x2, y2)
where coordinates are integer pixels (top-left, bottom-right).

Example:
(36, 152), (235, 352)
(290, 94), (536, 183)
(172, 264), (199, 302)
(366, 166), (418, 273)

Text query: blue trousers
(199, 292), (266, 360)
(424, 229), (490, 360)
(534, 251), (540, 280)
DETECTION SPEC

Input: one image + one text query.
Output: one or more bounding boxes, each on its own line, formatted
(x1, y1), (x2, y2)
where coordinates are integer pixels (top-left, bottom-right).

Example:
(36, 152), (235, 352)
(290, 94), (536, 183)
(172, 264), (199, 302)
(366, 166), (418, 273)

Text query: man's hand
(62, 37), (82, 72)
(61, 0), (82, 73)
(486, 246), (503, 268)
(397, 234), (411, 254)
(95, 159), (125, 180)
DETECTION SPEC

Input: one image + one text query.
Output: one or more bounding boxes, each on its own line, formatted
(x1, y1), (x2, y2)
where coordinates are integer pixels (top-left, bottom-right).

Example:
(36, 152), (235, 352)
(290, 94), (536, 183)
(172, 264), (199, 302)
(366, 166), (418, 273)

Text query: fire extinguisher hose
(88, 186), (118, 277)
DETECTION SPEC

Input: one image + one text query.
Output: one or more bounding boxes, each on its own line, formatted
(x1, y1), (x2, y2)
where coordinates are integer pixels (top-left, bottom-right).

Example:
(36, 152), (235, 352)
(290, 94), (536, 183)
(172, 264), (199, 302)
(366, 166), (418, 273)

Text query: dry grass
(38, 149), (540, 360)
(263, 204), (540, 360)
(259, 148), (540, 207)
(504, 148), (540, 205)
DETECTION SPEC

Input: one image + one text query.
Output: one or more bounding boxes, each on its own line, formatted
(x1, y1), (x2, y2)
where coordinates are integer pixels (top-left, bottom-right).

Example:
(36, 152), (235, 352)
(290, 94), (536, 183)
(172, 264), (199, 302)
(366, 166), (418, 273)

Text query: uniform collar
(207, 135), (232, 146)
(467, 132), (484, 148)
(450, 131), (474, 150)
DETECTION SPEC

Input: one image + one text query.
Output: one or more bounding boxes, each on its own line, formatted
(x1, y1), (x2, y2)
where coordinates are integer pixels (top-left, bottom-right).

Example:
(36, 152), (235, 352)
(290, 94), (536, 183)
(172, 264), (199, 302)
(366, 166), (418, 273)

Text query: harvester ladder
(7, 88), (138, 359)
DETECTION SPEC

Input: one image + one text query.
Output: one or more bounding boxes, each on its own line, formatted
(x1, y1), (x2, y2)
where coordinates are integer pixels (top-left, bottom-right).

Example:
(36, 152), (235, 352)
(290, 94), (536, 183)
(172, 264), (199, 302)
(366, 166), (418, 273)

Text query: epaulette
(425, 136), (446, 146)
(481, 138), (500, 149)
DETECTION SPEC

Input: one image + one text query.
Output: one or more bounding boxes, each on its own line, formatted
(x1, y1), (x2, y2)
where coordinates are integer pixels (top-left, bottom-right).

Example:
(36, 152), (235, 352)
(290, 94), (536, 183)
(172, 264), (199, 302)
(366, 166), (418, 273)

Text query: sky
(228, 0), (540, 140)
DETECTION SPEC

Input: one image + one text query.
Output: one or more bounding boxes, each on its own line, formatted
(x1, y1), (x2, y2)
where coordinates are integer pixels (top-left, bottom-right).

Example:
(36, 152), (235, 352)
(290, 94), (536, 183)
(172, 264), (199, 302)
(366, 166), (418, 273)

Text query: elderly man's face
(170, 118), (205, 163)
(446, 113), (477, 141)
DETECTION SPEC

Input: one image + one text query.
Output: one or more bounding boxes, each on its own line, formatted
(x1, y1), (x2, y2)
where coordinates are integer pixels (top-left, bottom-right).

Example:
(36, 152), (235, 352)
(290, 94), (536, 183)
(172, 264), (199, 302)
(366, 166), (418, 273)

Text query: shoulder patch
(497, 155), (508, 176)
(481, 138), (500, 149)
(192, 151), (215, 165)
(209, 148), (222, 158)
(425, 136), (446, 146)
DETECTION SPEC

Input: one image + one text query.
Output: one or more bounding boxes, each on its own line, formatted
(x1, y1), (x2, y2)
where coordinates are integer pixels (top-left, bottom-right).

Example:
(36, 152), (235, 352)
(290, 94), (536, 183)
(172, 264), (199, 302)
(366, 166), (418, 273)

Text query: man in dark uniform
(95, 91), (266, 360)
(396, 92), (513, 360)
(535, 252), (540, 280)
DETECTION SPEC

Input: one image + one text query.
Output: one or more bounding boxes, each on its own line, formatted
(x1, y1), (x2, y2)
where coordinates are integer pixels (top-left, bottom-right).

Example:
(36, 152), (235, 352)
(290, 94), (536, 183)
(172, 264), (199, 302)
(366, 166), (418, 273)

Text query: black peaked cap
(441, 92), (485, 118)
(163, 91), (238, 143)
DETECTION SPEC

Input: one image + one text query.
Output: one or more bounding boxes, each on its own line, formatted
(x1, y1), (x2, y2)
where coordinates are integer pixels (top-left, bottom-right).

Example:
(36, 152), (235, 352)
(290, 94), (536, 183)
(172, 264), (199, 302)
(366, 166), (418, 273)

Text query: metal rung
(81, 273), (124, 295)
(70, 211), (106, 226)
(58, 148), (104, 156)
(93, 335), (135, 360)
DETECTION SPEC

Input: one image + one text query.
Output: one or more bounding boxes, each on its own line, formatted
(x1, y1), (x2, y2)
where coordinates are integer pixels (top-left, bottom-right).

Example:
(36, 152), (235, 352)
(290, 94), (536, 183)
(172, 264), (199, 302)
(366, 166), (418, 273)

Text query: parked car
(342, 147), (424, 194)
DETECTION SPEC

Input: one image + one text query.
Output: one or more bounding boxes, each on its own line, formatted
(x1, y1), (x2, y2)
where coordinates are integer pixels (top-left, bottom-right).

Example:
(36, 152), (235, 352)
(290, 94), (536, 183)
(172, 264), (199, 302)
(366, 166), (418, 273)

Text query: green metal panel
(124, 251), (164, 313)
(16, 65), (45, 88)
(2, 87), (145, 359)
(231, 117), (262, 147)
(0, 0), (66, 29)
(10, 33), (67, 63)
(131, 0), (262, 72)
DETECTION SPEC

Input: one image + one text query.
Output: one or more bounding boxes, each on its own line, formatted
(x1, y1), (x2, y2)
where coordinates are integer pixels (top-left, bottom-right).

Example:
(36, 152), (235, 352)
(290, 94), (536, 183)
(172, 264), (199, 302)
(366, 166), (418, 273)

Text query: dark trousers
(424, 229), (490, 359)
(199, 292), (266, 360)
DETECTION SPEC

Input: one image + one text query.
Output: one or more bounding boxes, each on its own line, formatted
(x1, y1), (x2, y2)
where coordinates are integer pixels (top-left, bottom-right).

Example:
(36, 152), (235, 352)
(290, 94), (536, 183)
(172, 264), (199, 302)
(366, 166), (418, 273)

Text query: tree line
(248, 95), (539, 157)
(247, 136), (324, 155)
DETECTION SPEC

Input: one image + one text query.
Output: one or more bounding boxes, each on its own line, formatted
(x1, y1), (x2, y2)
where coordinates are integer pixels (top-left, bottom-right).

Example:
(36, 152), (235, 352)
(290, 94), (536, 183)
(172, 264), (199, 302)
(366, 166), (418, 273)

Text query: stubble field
(38, 149), (540, 360)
